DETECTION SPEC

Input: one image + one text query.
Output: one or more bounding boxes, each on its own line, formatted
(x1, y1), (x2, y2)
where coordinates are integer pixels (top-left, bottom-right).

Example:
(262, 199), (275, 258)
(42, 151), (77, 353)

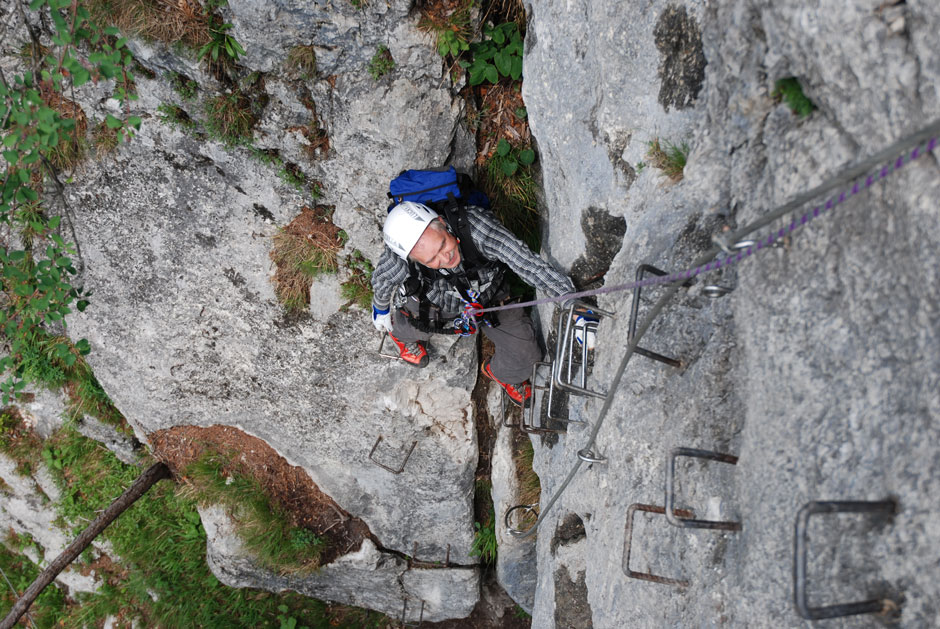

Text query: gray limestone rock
(523, 0), (940, 627)
(202, 505), (479, 623)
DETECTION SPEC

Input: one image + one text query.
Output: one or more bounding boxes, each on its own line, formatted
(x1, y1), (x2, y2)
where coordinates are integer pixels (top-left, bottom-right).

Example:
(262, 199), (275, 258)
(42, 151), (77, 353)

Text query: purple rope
(475, 135), (937, 316)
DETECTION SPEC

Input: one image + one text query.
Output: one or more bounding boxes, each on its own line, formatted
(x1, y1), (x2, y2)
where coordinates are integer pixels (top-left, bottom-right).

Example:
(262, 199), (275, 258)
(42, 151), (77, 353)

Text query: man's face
(409, 219), (462, 269)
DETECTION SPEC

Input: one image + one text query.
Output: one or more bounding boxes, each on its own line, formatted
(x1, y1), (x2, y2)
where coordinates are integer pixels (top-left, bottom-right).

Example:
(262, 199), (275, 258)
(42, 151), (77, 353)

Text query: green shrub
(38, 426), (381, 628)
(368, 45), (395, 80)
(0, 532), (68, 628)
(157, 103), (198, 132)
(773, 77), (816, 118)
(483, 141), (540, 251)
(460, 22), (523, 85)
(198, 22), (245, 64)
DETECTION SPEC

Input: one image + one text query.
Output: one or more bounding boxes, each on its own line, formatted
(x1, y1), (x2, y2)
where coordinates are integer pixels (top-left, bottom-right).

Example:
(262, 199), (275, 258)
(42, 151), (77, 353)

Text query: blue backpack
(387, 166), (490, 213)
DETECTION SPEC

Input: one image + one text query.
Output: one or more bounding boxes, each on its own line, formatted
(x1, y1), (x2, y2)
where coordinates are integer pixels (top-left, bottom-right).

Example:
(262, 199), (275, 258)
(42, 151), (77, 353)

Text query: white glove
(372, 305), (393, 333)
(574, 313), (598, 350)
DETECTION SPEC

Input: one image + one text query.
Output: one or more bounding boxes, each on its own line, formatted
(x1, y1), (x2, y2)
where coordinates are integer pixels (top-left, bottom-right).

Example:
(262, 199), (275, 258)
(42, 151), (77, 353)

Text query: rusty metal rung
(793, 499), (899, 620)
(629, 265), (682, 368)
(401, 597), (425, 627)
(368, 436), (417, 474)
(622, 503), (694, 587)
(665, 447), (741, 531)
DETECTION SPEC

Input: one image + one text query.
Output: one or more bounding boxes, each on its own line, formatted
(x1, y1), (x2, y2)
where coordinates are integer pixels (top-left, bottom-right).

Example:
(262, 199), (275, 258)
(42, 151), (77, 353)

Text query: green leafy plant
(0, 1), (142, 405)
(492, 138), (535, 177)
(418, 1), (473, 58)
(646, 138), (689, 182)
(198, 22), (245, 63)
(340, 251), (374, 309)
(773, 76), (816, 118)
(368, 45), (395, 80)
(484, 140), (540, 250)
(460, 22), (524, 85)
(470, 520), (497, 564)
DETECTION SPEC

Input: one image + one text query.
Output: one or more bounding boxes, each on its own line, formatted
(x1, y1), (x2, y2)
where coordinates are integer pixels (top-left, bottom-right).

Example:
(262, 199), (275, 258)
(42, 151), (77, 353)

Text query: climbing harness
(505, 119), (940, 541)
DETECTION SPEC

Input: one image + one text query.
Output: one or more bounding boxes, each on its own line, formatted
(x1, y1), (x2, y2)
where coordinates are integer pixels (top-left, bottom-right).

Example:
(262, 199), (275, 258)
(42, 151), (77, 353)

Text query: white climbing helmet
(383, 201), (439, 260)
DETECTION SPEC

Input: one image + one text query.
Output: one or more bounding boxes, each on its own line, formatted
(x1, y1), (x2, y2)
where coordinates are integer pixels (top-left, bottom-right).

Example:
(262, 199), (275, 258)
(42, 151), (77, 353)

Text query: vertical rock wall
(523, 0), (940, 627)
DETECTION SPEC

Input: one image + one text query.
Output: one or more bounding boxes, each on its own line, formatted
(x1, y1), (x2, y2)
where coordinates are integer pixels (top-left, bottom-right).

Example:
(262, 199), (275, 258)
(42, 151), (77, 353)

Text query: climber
(370, 201), (575, 407)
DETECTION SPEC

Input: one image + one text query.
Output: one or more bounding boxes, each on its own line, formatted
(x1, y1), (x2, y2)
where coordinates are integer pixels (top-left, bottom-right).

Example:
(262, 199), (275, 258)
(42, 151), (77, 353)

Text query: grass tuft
(270, 206), (344, 314)
(0, 407), (44, 476)
(83, 0), (211, 50)
(773, 76), (816, 118)
(339, 251), (374, 310)
(180, 450), (326, 574)
(646, 138), (689, 182)
(286, 44), (318, 80)
(204, 92), (255, 147)
(92, 120), (120, 157)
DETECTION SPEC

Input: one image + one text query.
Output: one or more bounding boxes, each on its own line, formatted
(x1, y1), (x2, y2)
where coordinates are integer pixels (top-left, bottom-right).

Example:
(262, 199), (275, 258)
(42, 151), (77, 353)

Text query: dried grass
(270, 206), (343, 313)
(85, 0), (211, 49)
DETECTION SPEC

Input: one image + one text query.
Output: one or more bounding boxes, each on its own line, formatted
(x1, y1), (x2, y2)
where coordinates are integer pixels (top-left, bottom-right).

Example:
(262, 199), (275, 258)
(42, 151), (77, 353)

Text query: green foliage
(204, 92), (255, 146)
(340, 250), (374, 309)
(0, 532), (67, 628)
(773, 76), (816, 118)
(419, 2), (473, 58)
(0, 0), (140, 403)
(198, 22), (245, 64)
(484, 140), (540, 251)
(182, 450), (326, 573)
(513, 604), (531, 619)
(460, 22), (523, 86)
(492, 138), (535, 177)
(157, 102), (198, 132)
(368, 45), (395, 80)
(646, 138), (689, 182)
(37, 426), (380, 628)
(470, 520), (497, 564)
(167, 71), (199, 100)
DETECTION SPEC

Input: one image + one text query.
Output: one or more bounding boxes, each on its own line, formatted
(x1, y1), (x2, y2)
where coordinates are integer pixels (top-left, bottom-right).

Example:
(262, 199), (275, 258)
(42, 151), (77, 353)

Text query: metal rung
(629, 265), (682, 368)
(665, 447), (741, 531)
(368, 436), (417, 474)
(401, 597), (425, 627)
(521, 361), (574, 434)
(793, 499), (899, 620)
(622, 503), (695, 587)
(378, 332), (401, 360)
(554, 302), (615, 399)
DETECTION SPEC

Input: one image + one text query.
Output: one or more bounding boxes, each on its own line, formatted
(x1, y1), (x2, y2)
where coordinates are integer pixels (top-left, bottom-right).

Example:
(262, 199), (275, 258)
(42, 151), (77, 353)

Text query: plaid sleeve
(370, 247), (411, 310)
(467, 206), (575, 298)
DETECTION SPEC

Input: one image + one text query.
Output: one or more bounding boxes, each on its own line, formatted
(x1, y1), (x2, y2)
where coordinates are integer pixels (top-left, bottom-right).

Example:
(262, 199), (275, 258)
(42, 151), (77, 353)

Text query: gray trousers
(391, 295), (542, 385)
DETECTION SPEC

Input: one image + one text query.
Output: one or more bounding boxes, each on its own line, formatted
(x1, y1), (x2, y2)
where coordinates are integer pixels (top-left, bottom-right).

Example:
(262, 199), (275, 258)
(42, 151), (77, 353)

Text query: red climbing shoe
(389, 334), (429, 368)
(481, 358), (532, 407)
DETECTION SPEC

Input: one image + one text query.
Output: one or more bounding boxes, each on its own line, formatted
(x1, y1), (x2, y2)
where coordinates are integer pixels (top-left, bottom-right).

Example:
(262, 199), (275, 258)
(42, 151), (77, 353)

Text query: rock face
(41, 1), (483, 620)
(5, 0), (940, 624)
(522, 0), (940, 627)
